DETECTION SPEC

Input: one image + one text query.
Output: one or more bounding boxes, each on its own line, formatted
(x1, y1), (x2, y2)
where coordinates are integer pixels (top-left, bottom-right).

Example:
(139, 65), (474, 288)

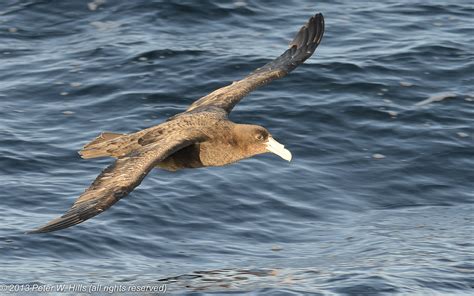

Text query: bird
(28, 12), (325, 233)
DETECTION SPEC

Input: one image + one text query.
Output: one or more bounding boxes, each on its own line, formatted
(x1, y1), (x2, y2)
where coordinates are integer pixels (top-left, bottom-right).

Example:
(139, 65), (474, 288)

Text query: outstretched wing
(28, 131), (204, 234)
(186, 13), (324, 114)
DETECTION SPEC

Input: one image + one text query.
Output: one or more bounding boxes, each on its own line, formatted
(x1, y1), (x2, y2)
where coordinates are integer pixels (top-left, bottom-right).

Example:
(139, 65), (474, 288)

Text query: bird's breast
(156, 144), (204, 171)
(156, 141), (245, 171)
(198, 141), (245, 167)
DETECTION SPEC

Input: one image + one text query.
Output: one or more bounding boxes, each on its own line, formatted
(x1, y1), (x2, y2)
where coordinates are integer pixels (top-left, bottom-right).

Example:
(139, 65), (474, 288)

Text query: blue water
(1, 0), (473, 295)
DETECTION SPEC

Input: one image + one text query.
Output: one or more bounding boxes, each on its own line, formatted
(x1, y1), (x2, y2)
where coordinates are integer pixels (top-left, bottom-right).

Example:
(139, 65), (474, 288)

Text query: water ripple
(0, 0), (473, 294)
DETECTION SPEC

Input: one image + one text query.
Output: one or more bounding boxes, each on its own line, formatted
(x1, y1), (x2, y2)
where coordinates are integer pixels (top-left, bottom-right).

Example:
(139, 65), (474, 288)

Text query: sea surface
(1, 0), (473, 295)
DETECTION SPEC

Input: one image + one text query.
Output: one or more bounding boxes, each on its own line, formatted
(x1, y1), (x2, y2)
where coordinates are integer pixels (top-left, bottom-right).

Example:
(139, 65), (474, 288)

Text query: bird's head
(233, 124), (292, 162)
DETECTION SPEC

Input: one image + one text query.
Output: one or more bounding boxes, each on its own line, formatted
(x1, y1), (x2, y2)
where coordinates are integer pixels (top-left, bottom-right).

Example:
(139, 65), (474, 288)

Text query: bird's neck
(198, 128), (249, 167)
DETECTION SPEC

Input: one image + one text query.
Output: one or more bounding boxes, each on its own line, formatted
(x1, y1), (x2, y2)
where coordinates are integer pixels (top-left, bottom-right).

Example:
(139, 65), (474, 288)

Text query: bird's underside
(28, 13), (324, 233)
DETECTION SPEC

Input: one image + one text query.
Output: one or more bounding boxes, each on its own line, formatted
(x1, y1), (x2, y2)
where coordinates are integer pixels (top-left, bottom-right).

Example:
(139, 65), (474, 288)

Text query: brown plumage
(28, 13), (325, 233)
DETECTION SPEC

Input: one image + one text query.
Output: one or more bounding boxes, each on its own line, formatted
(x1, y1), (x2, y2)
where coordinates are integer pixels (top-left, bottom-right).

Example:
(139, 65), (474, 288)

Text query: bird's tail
(79, 132), (126, 159)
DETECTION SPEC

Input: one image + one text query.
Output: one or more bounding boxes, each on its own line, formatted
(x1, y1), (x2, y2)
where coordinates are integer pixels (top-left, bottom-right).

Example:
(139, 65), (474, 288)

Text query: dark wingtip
(289, 12), (325, 51)
(25, 224), (53, 234)
(26, 221), (64, 234)
(26, 222), (74, 234)
(26, 213), (84, 234)
(26, 199), (108, 234)
(249, 12), (325, 76)
(26, 229), (46, 234)
(314, 13), (325, 45)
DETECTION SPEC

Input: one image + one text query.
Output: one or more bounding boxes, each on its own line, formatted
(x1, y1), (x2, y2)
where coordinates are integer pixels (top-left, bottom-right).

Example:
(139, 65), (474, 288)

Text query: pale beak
(265, 137), (292, 162)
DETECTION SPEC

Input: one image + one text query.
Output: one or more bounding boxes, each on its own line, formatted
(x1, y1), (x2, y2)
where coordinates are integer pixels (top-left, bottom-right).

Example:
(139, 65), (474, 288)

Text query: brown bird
(29, 13), (325, 233)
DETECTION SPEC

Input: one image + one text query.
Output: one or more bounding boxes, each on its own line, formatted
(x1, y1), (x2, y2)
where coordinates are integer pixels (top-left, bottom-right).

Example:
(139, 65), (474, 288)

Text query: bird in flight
(29, 13), (325, 233)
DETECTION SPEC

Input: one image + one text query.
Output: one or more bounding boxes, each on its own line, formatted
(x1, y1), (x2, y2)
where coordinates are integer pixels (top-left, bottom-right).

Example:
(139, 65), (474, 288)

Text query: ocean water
(1, 0), (473, 295)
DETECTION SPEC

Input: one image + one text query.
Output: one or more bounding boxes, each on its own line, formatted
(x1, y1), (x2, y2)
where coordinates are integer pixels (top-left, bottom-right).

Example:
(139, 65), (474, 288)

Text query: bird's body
(80, 110), (266, 170)
(29, 13), (325, 234)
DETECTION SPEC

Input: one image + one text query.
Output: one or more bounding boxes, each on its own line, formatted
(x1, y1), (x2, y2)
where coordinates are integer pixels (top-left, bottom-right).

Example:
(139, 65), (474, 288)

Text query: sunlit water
(1, 1), (473, 295)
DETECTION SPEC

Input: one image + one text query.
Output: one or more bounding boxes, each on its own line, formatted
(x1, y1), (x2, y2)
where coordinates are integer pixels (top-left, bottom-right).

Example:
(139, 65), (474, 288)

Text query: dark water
(1, 0), (473, 295)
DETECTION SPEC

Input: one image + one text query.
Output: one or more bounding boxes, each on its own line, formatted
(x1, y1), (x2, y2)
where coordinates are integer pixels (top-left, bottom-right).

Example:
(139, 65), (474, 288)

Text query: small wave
(415, 92), (457, 106)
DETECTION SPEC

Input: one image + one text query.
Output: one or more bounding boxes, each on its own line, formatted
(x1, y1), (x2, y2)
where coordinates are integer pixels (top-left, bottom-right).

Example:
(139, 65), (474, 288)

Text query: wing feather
(28, 132), (202, 234)
(186, 13), (324, 114)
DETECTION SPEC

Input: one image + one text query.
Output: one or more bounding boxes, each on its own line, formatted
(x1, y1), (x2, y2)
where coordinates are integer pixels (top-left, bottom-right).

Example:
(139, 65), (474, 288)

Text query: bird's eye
(256, 134), (265, 141)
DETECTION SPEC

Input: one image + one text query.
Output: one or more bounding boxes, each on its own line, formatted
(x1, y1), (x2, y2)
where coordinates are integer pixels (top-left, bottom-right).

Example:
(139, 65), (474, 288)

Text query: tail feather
(84, 132), (124, 148)
(79, 132), (126, 159)
(79, 148), (110, 159)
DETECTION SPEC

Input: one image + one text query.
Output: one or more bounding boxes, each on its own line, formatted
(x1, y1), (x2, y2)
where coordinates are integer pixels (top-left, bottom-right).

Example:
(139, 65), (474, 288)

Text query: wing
(28, 131), (205, 234)
(186, 13), (324, 114)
